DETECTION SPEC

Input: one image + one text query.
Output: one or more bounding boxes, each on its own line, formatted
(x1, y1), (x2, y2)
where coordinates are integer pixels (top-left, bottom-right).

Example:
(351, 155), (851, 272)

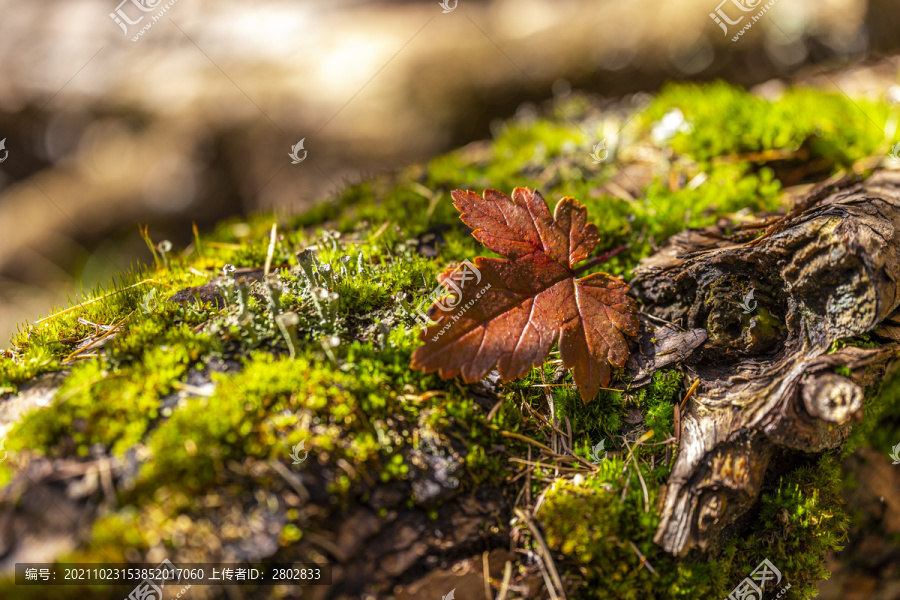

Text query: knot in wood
(801, 372), (864, 425)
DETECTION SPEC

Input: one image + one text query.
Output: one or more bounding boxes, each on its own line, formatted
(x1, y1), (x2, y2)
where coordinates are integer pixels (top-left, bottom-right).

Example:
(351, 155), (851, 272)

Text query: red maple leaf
(410, 187), (639, 403)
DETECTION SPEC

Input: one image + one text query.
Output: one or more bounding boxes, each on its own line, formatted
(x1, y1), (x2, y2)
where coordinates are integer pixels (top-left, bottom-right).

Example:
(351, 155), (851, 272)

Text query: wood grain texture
(630, 170), (900, 555)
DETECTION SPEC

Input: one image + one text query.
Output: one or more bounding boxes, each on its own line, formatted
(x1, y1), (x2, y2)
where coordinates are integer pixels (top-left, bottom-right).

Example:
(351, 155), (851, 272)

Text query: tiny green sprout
(326, 291), (340, 323)
(275, 312), (300, 359)
(309, 286), (329, 322)
(234, 280), (256, 341)
(321, 229), (341, 252)
(265, 273), (283, 315)
(338, 255), (351, 279)
(317, 263), (335, 288)
(376, 322), (391, 350)
(320, 334), (341, 364)
(157, 240), (173, 269)
(393, 291), (416, 318)
(216, 264), (238, 308)
(296, 250), (317, 285)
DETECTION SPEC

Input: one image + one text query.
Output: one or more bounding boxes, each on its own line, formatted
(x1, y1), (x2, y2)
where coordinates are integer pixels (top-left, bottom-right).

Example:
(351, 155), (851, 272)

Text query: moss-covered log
(2, 78), (900, 598)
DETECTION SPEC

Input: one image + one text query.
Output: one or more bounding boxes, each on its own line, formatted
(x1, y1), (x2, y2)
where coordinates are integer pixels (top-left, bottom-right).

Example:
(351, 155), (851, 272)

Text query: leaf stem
(573, 244), (628, 276)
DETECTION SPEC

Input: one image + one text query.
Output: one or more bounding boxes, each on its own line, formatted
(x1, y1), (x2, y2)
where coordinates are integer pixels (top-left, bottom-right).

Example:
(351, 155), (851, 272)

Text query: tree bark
(629, 170), (900, 556)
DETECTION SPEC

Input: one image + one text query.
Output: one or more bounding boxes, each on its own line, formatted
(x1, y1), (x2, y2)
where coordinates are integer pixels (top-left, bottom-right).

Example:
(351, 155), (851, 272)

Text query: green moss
(644, 81), (890, 166)
(9, 320), (217, 458)
(538, 453), (847, 599)
(844, 362), (900, 457)
(634, 370), (683, 445)
(828, 333), (882, 353)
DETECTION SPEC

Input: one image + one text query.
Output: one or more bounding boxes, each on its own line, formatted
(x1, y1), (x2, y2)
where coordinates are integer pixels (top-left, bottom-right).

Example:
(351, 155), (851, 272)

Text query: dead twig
(680, 379), (699, 411)
(62, 311), (134, 363)
(627, 540), (658, 576)
(639, 310), (685, 331)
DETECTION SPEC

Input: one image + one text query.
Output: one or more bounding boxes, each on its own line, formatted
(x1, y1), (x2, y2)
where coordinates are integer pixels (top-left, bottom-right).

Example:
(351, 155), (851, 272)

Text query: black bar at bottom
(15, 563), (331, 586)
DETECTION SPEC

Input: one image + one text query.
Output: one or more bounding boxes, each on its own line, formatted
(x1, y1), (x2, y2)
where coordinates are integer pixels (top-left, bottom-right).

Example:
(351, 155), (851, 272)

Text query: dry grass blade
(268, 459), (310, 503)
(620, 469), (632, 503)
(487, 397), (505, 422)
(508, 458), (585, 473)
(501, 430), (554, 454)
(526, 446), (532, 506)
(621, 430), (654, 513)
(496, 561), (512, 600)
(539, 369), (559, 466)
(502, 429), (597, 471)
(62, 310), (134, 363)
(264, 223), (278, 277)
(537, 556), (560, 600)
(397, 390), (447, 402)
(370, 221), (391, 240)
(483, 551), (492, 600)
(514, 508), (566, 600)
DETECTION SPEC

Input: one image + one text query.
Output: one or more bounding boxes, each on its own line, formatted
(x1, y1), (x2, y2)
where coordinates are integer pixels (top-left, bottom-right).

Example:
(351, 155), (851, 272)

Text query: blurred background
(2, 0), (900, 343)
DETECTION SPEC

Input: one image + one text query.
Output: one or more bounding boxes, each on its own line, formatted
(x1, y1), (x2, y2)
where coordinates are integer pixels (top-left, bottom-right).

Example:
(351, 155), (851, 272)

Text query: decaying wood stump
(629, 170), (900, 556)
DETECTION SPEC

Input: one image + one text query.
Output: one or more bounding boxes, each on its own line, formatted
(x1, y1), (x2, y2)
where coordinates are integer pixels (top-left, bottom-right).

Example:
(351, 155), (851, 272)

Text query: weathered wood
(630, 170), (900, 556)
